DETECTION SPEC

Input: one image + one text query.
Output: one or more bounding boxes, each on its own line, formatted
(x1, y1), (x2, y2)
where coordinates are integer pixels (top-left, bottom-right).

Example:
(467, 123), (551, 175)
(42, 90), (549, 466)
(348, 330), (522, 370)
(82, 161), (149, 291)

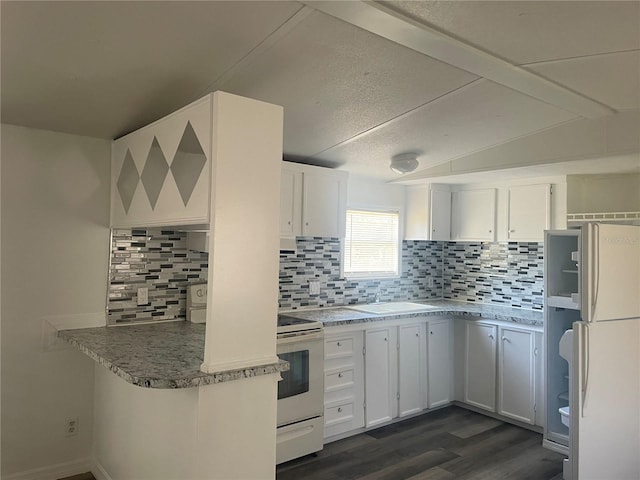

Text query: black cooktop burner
(277, 316), (316, 327)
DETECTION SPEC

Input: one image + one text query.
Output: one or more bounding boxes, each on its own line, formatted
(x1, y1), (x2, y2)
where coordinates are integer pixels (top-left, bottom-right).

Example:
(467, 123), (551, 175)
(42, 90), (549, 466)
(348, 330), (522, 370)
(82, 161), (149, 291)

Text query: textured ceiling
(2, 1), (639, 181)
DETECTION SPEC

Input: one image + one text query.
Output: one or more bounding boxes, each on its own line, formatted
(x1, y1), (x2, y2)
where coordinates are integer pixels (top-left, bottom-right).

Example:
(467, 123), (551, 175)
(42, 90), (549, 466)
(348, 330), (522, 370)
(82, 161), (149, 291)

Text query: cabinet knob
(338, 372), (343, 378)
(337, 407), (343, 413)
(288, 221), (291, 225)
(305, 222), (309, 226)
(509, 229), (515, 233)
(489, 229), (493, 233)
(502, 336), (510, 342)
(488, 334), (494, 339)
(336, 342), (341, 347)
(416, 333), (419, 337)
(384, 338), (388, 342)
(430, 331), (434, 335)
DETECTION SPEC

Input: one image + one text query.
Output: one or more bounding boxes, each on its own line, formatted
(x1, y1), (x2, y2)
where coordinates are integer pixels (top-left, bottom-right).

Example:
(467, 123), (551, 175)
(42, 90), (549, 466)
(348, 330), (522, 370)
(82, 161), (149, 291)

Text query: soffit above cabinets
(1, 1), (639, 182)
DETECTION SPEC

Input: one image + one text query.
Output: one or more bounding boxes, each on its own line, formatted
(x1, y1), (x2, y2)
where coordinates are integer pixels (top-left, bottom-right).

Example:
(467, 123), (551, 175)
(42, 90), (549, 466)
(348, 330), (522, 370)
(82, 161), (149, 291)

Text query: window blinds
(344, 209), (399, 278)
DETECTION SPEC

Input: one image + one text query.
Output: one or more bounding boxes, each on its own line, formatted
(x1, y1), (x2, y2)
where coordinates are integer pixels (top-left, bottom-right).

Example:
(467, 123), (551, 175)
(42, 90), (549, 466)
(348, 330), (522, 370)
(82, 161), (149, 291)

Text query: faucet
(374, 288), (383, 303)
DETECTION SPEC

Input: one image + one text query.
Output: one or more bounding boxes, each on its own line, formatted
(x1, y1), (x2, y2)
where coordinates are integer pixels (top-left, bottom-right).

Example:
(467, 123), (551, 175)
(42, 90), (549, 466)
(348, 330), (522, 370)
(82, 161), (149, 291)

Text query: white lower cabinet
(323, 331), (365, 438)
(463, 320), (540, 425)
(364, 321), (432, 427)
(324, 317), (540, 441)
(365, 327), (398, 427)
(498, 327), (535, 424)
(398, 323), (427, 417)
(464, 322), (498, 411)
(427, 319), (452, 408)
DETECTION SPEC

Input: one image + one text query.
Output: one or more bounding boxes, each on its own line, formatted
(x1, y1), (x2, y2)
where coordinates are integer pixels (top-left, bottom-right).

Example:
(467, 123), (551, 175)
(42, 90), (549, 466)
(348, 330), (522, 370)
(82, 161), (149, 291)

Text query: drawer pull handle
(502, 336), (510, 342)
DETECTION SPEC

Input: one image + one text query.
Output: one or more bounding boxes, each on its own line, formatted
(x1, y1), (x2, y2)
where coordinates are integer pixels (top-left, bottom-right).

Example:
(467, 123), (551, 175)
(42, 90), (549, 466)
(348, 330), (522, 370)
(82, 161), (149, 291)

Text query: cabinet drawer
(325, 367), (355, 392)
(325, 337), (355, 359)
(325, 401), (354, 427)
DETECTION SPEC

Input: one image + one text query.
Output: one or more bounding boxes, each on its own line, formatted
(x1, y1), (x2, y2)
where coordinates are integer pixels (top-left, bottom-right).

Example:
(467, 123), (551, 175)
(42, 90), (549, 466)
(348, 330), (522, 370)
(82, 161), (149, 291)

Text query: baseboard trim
(91, 459), (114, 480)
(3, 457), (93, 480)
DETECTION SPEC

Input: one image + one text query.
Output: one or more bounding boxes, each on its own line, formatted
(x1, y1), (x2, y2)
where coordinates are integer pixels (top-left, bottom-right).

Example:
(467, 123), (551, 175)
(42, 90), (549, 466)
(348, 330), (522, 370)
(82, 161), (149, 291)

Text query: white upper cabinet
(303, 169), (346, 238)
(280, 168), (302, 238)
(451, 188), (497, 241)
(405, 184), (451, 241)
(430, 187), (452, 241)
(507, 184), (550, 241)
(111, 96), (212, 227)
(281, 161), (348, 240)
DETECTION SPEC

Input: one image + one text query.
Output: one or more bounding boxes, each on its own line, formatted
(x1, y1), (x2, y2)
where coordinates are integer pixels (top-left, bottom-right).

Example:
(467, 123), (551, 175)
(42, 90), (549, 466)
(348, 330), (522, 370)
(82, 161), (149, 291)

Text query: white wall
(1, 124), (110, 478)
(347, 174), (406, 212)
(567, 173), (640, 213)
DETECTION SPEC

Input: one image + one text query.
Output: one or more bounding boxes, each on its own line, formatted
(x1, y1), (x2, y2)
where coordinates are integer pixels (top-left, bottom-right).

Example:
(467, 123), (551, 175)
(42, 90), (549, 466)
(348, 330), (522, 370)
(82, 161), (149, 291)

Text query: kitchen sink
(346, 302), (437, 315)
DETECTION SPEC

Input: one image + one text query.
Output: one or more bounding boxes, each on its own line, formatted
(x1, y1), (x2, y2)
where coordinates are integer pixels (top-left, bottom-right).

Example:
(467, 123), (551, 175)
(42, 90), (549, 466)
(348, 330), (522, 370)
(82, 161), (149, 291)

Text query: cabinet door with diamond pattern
(111, 96), (212, 227)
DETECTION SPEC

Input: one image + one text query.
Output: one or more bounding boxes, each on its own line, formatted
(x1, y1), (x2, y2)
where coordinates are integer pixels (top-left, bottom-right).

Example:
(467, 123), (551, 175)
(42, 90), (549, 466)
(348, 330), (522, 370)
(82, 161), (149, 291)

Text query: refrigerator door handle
(590, 223), (600, 323)
(578, 321), (591, 416)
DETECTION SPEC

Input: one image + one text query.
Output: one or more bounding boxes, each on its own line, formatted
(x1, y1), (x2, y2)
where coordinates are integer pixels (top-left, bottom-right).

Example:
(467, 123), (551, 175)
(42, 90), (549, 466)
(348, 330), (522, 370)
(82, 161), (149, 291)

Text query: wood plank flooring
(60, 406), (563, 479)
(277, 406), (565, 480)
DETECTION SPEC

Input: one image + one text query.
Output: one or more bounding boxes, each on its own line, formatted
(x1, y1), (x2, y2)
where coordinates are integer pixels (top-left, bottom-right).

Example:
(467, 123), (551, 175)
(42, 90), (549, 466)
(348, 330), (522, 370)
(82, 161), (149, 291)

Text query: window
(343, 209), (400, 279)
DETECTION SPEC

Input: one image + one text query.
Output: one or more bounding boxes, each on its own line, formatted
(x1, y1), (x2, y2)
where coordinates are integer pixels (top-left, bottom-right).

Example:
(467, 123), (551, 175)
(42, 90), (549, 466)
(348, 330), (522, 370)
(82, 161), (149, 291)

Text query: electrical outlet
(65, 416), (79, 436)
(137, 287), (149, 306)
(309, 281), (320, 295)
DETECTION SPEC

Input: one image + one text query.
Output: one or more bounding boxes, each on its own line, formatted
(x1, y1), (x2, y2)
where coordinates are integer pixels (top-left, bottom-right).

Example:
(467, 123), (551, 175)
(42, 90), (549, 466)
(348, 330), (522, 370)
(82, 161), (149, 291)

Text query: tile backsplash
(443, 241), (544, 310)
(278, 238), (544, 311)
(278, 237), (443, 310)
(108, 228), (208, 325)
(107, 231), (544, 323)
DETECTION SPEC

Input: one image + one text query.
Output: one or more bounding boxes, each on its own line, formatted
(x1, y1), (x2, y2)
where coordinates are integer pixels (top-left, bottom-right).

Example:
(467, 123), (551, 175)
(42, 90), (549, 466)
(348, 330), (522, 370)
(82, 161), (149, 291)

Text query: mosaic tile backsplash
(278, 238), (544, 311)
(279, 238), (443, 310)
(442, 241), (544, 310)
(107, 231), (544, 322)
(108, 228), (208, 325)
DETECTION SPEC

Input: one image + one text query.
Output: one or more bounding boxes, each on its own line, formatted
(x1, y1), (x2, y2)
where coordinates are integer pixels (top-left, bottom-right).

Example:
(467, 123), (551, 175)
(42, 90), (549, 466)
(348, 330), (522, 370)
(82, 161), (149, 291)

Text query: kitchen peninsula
(58, 322), (288, 389)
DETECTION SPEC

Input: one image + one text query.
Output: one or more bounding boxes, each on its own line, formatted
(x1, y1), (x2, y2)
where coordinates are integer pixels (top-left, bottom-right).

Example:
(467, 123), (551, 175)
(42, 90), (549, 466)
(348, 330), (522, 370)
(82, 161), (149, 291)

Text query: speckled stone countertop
(58, 322), (288, 389)
(279, 299), (543, 328)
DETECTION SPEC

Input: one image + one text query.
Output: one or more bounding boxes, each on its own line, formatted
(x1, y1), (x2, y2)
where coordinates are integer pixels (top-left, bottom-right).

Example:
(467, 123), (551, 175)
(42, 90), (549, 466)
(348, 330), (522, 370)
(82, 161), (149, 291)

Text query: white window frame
(342, 208), (402, 280)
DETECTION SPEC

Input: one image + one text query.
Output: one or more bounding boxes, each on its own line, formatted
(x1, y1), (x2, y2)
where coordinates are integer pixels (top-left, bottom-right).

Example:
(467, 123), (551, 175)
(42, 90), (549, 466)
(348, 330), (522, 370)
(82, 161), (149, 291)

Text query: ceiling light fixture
(390, 153), (419, 174)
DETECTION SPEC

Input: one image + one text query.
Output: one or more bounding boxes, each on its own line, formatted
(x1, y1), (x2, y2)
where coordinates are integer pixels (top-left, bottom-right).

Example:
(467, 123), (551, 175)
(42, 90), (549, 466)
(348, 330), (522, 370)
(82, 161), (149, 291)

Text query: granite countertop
(58, 321), (288, 389)
(278, 299), (543, 328)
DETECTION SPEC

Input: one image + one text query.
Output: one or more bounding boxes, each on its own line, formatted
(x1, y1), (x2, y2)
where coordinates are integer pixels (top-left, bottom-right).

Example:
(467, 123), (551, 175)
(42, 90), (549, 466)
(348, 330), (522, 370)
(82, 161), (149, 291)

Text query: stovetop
(277, 315), (323, 335)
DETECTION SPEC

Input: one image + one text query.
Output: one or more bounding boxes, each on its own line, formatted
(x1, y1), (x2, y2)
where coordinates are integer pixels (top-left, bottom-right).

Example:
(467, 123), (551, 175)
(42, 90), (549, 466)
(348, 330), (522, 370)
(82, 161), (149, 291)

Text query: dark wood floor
(277, 406), (565, 480)
(60, 406), (563, 479)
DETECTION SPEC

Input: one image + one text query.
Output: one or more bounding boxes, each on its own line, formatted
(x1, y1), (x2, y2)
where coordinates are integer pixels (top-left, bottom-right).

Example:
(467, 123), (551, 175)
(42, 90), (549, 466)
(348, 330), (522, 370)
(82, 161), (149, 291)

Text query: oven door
(276, 330), (324, 426)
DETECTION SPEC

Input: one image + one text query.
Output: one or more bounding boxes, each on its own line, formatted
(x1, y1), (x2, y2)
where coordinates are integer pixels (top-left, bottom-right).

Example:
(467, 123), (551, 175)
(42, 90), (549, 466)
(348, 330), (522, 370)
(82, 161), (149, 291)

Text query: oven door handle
(277, 330), (324, 345)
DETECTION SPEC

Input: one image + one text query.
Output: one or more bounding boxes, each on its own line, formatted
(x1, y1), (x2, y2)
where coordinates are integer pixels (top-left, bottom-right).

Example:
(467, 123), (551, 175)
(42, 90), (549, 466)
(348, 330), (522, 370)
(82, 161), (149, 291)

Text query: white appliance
(276, 317), (324, 465)
(544, 223), (640, 480)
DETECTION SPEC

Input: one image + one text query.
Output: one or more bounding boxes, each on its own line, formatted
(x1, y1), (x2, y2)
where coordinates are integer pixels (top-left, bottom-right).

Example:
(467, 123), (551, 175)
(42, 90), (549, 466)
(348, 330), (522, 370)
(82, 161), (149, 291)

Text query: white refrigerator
(544, 223), (640, 480)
